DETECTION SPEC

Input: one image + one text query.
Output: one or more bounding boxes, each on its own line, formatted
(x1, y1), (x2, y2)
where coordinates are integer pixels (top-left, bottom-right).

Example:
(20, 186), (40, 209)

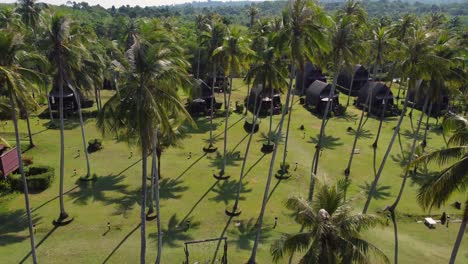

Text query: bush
(22, 155), (34, 166)
(280, 162), (290, 172)
(10, 165), (55, 192)
(87, 139), (103, 153)
(0, 179), (12, 195)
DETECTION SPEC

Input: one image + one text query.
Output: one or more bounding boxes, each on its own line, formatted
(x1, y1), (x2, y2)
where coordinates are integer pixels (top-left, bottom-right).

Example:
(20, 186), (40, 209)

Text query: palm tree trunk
(244, 82), (250, 115)
(8, 89), (38, 264)
(267, 86), (274, 146)
(344, 91), (371, 177)
(362, 80), (422, 214)
(345, 74), (355, 108)
(309, 67), (340, 201)
(221, 76), (233, 174)
(196, 44), (201, 79)
(372, 79), (394, 148)
(147, 146), (156, 216)
(75, 93), (91, 178)
(58, 70), (68, 221)
(25, 109), (34, 147)
(209, 65), (216, 147)
(140, 147), (148, 264)
(94, 88), (100, 112)
(280, 73), (297, 173)
(153, 127), (162, 264)
(422, 102), (433, 149)
(449, 200), (467, 264)
(230, 98), (263, 213)
(389, 95), (428, 264)
(247, 64), (295, 264)
(47, 97), (54, 121)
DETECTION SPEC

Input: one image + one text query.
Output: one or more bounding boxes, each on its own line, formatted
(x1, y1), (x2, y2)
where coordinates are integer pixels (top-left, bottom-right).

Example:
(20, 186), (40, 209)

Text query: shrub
(87, 139), (103, 153)
(10, 165), (55, 192)
(280, 162), (290, 172)
(0, 179), (12, 195)
(22, 155), (34, 166)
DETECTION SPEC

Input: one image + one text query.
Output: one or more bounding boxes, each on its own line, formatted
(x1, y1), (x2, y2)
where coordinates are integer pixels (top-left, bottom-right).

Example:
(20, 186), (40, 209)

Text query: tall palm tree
(362, 26), (443, 214)
(310, 15), (360, 200)
(0, 29), (43, 264)
(344, 23), (393, 177)
(201, 21), (225, 152)
(213, 26), (252, 178)
(195, 14), (208, 79)
(271, 180), (389, 264)
(248, 5), (259, 28)
(98, 32), (192, 263)
(413, 114), (467, 264)
(278, 0), (330, 176)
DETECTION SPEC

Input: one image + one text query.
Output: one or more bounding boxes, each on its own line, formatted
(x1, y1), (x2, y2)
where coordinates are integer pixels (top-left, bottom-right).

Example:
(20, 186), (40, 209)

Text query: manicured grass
(0, 81), (466, 264)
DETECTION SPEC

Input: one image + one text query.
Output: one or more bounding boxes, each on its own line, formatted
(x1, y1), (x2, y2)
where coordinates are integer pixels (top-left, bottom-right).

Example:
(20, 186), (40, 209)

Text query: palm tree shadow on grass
(184, 116), (221, 135)
(308, 134), (343, 150)
(213, 115), (245, 139)
(208, 150), (243, 170)
(209, 179), (252, 205)
(401, 129), (423, 140)
(346, 128), (374, 139)
(335, 111), (359, 122)
(159, 178), (189, 200)
(19, 225), (59, 264)
(0, 210), (42, 247)
(149, 214), (200, 248)
(102, 223), (140, 264)
(228, 218), (272, 250)
(175, 153), (207, 181)
(68, 175), (129, 205)
(409, 167), (437, 188)
(181, 180), (219, 223)
(359, 181), (391, 200)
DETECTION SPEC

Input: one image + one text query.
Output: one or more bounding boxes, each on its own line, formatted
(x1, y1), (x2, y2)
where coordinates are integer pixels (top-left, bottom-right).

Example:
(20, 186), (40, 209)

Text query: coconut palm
(98, 32), (192, 263)
(0, 29), (45, 264)
(195, 14), (208, 79)
(248, 5), (259, 28)
(310, 15), (361, 200)
(271, 180), (389, 264)
(344, 23), (394, 177)
(413, 114), (467, 264)
(213, 26), (252, 178)
(201, 21), (225, 151)
(278, 0), (330, 176)
(362, 26), (444, 214)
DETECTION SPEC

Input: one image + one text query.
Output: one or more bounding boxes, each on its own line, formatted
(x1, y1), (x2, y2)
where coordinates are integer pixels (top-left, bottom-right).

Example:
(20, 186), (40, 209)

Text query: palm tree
(344, 23), (393, 177)
(195, 14), (208, 79)
(202, 21), (225, 152)
(271, 180), (389, 263)
(247, 47), (295, 264)
(362, 26), (444, 214)
(0, 29), (45, 264)
(248, 5), (259, 28)
(310, 15), (360, 200)
(413, 114), (467, 264)
(98, 32), (192, 263)
(278, 0), (330, 176)
(213, 26), (252, 179)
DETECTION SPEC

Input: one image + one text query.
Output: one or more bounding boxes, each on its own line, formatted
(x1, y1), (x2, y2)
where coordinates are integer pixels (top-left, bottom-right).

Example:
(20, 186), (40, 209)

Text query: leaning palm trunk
(221, 76), (233, 175)
(362, 80), (422, 214)
(244, 82), (250, 115)
(449, 200), (467, 264)
(75, 93), (91, 178)
(345, 74), (356, 108)
(344, 91), (371, 177)
(47, 98), (54, 121)
(388, 95), (428, 264)
(422, 102), (433, 149)
(8, 89), (37, 264)
(247, 64), (295, 264)
(208, 65), (217, 148)
(229, 96), (263, 214)
(140, 147), (148, 264)
(153, 127), (162, 264)
(280, 71), (297, 173)
(309, 68), (340, 201)
(196, 45), (201, 79)
(25, 110), (34, 147)
(267, 86), (274, 146)
(373, 79), (394, 148)
(147, 146), (156, 216)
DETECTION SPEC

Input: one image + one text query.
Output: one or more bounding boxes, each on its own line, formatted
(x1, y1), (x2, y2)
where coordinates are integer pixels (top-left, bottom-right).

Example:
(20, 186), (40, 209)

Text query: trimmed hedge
(10, 165), (55, 192)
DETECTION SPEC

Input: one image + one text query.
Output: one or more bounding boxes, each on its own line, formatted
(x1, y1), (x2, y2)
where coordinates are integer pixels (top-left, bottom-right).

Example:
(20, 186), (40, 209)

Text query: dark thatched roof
(357, 81), (393, 106)
(337, 64), (370, 96)
(305, 80), (339, 107)
(295, 62), (327, 93)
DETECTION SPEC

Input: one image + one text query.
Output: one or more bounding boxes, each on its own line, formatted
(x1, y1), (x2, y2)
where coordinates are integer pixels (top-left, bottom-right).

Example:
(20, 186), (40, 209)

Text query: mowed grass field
(0, 79), (466, 264)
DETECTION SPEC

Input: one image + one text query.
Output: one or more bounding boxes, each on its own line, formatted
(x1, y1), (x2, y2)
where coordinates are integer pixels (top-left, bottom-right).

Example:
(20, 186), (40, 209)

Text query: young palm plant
(271, 180), (389, 264)
(98, 31), (192, 264)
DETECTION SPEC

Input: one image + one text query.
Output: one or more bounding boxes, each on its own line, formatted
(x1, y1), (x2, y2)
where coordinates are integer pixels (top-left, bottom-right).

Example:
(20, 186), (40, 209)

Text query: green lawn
(0, 80), (466, 264)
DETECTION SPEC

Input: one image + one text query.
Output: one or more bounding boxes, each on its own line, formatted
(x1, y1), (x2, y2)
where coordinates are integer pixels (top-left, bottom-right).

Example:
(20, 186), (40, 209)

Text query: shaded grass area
(0, 84), (466, 263)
